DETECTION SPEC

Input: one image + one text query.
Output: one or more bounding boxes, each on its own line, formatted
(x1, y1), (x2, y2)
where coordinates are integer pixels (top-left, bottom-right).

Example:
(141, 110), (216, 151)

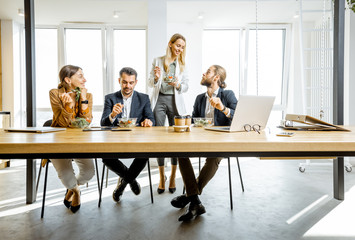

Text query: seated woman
(49, 65), (95, 213)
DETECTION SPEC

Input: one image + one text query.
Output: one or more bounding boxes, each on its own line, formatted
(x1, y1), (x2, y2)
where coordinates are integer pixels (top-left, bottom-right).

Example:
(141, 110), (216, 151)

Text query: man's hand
(209, 97), (224, 111)
(141, 119), (153, 127)
(110, 103), (124, 119)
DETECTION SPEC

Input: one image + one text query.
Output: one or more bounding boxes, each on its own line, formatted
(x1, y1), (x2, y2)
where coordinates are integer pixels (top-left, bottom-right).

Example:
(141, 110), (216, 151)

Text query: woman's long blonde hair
(164, 33), (186, 73)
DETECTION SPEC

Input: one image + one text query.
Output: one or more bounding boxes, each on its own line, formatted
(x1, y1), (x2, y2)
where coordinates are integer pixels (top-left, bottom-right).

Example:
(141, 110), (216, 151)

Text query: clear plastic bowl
(117, 118), (137, 128)
(193, 118), (213, 127)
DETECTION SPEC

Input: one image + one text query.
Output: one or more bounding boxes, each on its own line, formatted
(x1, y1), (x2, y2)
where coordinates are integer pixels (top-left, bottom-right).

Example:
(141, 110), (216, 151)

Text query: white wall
(346, 10), (355, 125)
(345, 9), (355, 166)
(147, 0), (167, 95)
(1, 20), (22, 127)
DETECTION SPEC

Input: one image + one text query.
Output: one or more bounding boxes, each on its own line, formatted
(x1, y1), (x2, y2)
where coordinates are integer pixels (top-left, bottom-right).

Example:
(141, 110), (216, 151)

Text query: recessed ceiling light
(197, 12), (204, 20)
(18, 9), (24, 17)
(113, 11), (119, 18)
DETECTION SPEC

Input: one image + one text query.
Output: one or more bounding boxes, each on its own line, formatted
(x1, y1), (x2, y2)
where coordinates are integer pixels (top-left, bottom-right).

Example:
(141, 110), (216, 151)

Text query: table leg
(333, 157), (344, 200)
(26, 159), (37, 203)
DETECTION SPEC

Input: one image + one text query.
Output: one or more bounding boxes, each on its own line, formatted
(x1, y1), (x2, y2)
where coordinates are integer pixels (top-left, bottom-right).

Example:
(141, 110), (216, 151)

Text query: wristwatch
(81, 100), (89, 104)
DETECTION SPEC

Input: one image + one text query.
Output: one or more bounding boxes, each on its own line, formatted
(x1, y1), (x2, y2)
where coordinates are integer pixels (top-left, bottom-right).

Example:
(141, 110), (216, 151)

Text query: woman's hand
(80, 88), (87, 101)
(168, 76), (181, 89)
(60, 92), (75, 108)
(154, 66), (161, 81)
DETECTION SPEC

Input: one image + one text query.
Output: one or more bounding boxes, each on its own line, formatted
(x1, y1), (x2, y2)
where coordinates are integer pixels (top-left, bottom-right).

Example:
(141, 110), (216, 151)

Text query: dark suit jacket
(101, 91), (155, 126)
(192, 88), (237, 126)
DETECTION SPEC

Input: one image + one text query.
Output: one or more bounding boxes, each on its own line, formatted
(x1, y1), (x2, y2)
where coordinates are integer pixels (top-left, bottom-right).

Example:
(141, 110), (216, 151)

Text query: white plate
(173, 125), (188, 128)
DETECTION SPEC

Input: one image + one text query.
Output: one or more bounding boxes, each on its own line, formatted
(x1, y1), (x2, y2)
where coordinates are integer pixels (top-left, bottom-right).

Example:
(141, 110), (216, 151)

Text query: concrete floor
(0, 158), (355, 240)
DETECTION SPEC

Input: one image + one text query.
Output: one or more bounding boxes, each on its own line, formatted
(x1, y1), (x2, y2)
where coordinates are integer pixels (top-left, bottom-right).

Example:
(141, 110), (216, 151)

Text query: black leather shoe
(129, 180), (141, 195)
(70, 190), (81, 214)
(169, 187), (176, 194)
(157, 188), (165, 194)
(178, 203), (206, 222)
(171, 195), (190, 208)
(113, 178), (127, 202)
(70, 204), (81, 213)
(157, 175), (167, 194)
(63, 189), (72, 209)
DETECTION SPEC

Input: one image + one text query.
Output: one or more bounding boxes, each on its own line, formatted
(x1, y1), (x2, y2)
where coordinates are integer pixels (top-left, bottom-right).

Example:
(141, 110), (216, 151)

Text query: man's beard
(201, 77), (213, 87)
(123, 88), (132, 95)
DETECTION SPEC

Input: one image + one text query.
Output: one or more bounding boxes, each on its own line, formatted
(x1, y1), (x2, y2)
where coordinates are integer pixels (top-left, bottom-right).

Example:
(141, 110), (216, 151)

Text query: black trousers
(102, 158), (148, 183)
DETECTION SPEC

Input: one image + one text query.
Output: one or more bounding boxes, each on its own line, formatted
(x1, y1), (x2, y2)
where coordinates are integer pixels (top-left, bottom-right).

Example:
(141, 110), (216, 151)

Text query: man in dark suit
(171, 65), (237, 221)
(101, 67), (155, 202)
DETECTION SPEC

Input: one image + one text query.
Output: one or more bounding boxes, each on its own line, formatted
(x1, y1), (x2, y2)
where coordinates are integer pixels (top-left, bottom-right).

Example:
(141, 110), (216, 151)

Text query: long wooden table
(1, 126), (354, 203)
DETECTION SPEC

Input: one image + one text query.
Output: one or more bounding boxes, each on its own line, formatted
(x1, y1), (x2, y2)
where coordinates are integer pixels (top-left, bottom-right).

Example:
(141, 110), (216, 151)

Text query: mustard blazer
(49, 88), (93, 127)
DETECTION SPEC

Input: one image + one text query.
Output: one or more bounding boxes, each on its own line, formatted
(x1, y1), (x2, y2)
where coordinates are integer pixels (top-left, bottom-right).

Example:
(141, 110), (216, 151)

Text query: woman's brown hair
(57, 65), (81, 90)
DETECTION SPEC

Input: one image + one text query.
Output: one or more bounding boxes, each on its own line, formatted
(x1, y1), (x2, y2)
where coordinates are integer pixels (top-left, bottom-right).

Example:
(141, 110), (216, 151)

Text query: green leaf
(71, 87), (81, 102)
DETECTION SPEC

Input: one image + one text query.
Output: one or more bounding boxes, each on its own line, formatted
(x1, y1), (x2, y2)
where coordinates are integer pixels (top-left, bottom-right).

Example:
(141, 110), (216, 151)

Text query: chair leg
(147, 160), (154, 204)
(41, 161), (49, 218)
(228, 157), (233, 210)
(36, 160), (43, 195)
(94, 159), (101, 197)
(105, 167), (109, 188)
(199, 157), (201, 173)
(236, 157), (244, 192)
(98, 164), (106, 208)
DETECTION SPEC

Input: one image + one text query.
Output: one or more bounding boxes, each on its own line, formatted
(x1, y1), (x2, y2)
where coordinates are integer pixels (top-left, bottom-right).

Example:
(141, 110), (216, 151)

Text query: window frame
(23, 24), (147, 125)
(243, 24), (292, 116)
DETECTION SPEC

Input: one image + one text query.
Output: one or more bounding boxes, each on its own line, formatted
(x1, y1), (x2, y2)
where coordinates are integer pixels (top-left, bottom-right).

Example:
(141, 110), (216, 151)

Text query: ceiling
(0, 0), (328, 27)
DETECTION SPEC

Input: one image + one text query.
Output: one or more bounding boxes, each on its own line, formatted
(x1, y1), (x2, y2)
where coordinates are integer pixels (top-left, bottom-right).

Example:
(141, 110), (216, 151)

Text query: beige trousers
(50, 159), (95, 189)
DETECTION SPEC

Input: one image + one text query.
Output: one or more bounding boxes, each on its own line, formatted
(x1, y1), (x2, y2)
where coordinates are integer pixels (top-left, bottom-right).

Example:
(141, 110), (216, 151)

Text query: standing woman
(148, 33), (189, 194)
(49, 65), (95, 213)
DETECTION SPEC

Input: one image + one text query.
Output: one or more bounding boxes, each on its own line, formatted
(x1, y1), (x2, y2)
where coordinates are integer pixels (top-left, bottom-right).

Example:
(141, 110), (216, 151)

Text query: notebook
(204, 95), (275, 132)
(281, 114), (350, 131)
(4, 127), (66, 133)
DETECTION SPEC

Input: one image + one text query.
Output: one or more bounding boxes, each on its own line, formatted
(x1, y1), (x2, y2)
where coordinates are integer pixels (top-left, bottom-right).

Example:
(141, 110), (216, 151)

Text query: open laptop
(4, 127), (66, 133)
(204, 95), (275, 132)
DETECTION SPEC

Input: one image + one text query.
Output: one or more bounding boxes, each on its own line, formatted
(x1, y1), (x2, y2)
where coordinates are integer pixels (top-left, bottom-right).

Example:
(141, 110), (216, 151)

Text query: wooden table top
(0, 126), (355, 156)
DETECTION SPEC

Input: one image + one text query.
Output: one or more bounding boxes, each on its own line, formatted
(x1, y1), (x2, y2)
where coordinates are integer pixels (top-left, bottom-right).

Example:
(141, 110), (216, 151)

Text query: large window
(113, 30), (146, 93)
(246, 29), (285, 105)
(35, 28), (58, 125)
(30, 27), (146, 127)
(202, 27), (290, 126)
(65, 29), (104, 106)
(202, 30), (240, 94)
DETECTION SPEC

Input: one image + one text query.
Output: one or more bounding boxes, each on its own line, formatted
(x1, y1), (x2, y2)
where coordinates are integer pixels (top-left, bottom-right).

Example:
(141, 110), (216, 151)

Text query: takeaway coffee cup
(174, 115), (186, 126)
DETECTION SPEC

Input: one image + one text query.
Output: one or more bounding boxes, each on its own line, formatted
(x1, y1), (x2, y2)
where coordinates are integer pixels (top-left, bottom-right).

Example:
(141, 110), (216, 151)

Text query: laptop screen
(229, 95), (275, 132)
